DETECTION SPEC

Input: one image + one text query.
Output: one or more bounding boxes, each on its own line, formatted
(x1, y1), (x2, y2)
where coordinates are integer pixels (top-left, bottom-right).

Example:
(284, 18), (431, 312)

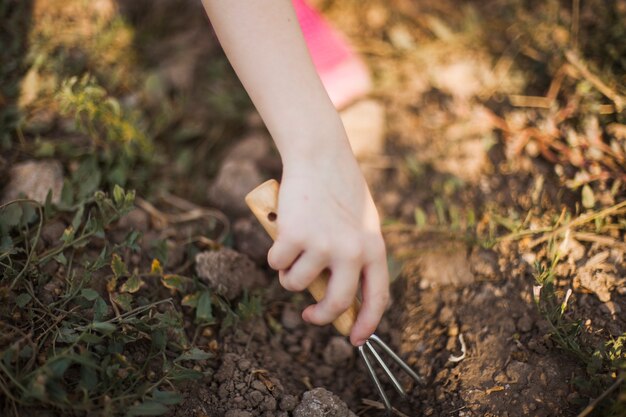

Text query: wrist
(277, 119), (356, 174)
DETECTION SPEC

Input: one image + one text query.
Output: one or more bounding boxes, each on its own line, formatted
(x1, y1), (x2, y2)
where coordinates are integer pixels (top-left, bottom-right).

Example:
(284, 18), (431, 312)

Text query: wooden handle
(245, 179), (359, 337)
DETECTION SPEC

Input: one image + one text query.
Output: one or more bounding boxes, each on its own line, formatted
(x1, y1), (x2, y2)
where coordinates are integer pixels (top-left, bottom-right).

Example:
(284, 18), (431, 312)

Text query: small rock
(293, 388), (357, 417)
(261, 395), (277, 411)
(207, 160), (263, 216)
(233, 217), (273, 264)
(207, 134), (271, 216)
(237, 359), (251, 371)
(251, 380), (268, 394)
(340, 99), (386, 160)
(2, 160), (63, 204)
(195, 248), (266, 299)
(279, 395), (298, 412)
(281, 305), (303, 330)
(322, 336), (354, 366)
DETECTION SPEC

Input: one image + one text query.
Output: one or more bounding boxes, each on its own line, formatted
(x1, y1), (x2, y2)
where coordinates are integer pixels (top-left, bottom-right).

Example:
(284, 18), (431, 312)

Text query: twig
(528, 200), (626, 248)
(361, 399), (411, 417)
(577, 375), (625, 417)
(565, 50), (624, 111)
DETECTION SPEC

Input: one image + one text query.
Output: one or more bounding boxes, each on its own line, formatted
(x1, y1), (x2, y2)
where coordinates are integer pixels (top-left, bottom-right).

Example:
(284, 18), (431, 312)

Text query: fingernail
(353, 339), (366, 346)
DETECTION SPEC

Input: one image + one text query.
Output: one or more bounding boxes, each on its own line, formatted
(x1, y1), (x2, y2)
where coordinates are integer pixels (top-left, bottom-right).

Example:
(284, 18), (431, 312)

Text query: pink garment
(292, 0), (371, 109)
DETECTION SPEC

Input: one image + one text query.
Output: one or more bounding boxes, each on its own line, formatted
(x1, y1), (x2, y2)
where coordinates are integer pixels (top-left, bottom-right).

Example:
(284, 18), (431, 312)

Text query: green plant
(0, 187), (213, 417)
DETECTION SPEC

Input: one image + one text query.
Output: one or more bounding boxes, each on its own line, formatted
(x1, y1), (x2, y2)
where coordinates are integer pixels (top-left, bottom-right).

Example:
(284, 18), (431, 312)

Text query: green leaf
(15, 293), (32, 308)
(71, 204), (85, 231)
(94, 297), (109, 321)
(91, 321), (116, 335)
(60, 226), (75, 244)
(127, 400), (169, 416)
(181, 292), (199, 308)
(121, 273), (144, 293)
(80, 332), (103, 344)
(0, 204), (23, 229)
(414, 207), (427, 228)
(81, 288), (100, 301)
(582, 184), (596, 209)
(49, 358), (71, 378)
(112, 293), (133, 311)
(111, 253), (128, 278)
(54, 251), (67, 266)
(20, 202), (37, 225)
(168, 366), (203, 382)
(196, 291), (213, 323)
(0, 235), (13, 251)
(113, 184), (124, 205)
(175, 347), (213, 362)
(161, 274), (187, 292)
(152, 390), (183, 405)
(60, 179), (74, 207)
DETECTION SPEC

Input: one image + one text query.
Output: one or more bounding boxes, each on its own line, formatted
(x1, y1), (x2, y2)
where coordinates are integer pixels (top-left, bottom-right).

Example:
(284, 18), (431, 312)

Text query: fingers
(267, 237), (302, 270)
(302, 262), (361, 326)
(280, 252), (327, 291)
(349, 259), (390, 346)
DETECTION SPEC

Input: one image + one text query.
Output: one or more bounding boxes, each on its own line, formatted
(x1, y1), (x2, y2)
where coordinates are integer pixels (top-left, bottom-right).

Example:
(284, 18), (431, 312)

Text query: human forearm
(200, 0), (349, 166)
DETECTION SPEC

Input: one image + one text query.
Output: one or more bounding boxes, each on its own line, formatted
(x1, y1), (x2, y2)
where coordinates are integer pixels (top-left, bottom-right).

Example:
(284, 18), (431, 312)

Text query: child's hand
(268, 145), (389, 346)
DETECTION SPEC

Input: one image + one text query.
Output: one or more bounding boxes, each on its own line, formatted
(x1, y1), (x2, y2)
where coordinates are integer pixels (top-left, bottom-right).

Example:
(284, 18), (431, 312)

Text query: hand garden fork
(245, 179), (424, 413)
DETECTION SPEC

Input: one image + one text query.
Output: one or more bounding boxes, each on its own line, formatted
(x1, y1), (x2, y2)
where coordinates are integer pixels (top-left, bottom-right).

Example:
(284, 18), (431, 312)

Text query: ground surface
(1, 0), (625, 416)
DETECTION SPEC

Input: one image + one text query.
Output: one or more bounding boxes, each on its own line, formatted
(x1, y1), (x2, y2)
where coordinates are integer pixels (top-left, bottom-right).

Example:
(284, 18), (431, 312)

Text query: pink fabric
(292, 0), (371, 108)
(292, 0), (351, 72)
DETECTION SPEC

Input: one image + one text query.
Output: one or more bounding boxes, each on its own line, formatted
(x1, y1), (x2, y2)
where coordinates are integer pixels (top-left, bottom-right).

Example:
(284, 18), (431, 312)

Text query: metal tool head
(357, 333), (425, 413)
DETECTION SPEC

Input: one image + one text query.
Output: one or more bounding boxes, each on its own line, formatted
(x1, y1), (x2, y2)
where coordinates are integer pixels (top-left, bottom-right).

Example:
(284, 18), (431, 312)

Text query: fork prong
(365, 341), (406, 397)
(358, 345), (392, 411)
(369, 333), (425, 385)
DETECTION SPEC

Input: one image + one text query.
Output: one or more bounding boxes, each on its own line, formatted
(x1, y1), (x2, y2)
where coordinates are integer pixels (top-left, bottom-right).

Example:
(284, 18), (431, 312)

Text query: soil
(4, 0), (625, 416)
(136, 0), (625, 415)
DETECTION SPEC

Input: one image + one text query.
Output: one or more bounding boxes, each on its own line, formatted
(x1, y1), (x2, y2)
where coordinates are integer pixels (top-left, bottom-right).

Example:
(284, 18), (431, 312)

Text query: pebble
(281, 305), (303, 330)
(2, 160), (64, 204)
(322, 336), (354, 366)
(279, 395), (298, 411)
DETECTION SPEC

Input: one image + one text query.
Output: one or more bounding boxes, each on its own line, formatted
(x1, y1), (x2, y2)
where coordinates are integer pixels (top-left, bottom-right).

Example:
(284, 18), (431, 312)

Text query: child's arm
(201, 0), (389, 346)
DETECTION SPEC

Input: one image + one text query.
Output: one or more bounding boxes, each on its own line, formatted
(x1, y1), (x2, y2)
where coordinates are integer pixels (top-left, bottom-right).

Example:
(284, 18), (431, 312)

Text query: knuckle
(281, 273), (307, 292)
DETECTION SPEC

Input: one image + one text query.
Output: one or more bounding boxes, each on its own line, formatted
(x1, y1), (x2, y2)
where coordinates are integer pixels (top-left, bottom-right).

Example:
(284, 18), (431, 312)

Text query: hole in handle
(267, 212), (277, 221)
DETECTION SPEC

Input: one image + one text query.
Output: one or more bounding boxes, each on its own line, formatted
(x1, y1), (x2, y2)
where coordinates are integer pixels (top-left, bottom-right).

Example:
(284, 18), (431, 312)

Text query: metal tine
(369, 333), (425, 385)
(364, 341), (406, 397)
(358, 345), (392, 412)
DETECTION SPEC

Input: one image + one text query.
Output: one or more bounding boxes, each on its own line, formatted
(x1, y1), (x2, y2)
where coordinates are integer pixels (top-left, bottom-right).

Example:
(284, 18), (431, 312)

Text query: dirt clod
(293, 388), (357, 417)
(195, 247), (266, 300)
